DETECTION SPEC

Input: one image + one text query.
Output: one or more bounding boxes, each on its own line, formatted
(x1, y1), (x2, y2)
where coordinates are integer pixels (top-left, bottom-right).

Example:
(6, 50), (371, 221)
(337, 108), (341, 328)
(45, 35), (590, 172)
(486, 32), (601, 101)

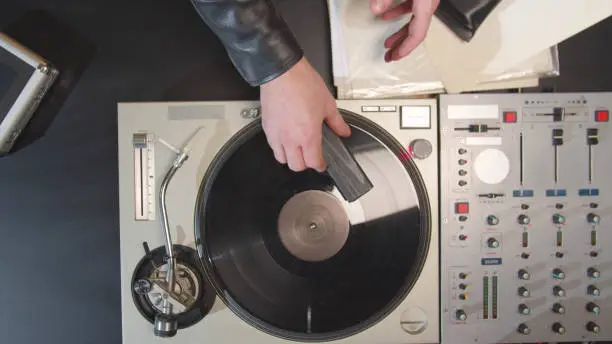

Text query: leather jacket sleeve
(190, 0), (304, 86)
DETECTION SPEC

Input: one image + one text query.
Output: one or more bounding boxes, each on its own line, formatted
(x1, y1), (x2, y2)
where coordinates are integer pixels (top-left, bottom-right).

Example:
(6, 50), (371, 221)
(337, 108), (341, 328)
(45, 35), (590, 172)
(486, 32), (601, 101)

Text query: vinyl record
(195, 110), (431, 341)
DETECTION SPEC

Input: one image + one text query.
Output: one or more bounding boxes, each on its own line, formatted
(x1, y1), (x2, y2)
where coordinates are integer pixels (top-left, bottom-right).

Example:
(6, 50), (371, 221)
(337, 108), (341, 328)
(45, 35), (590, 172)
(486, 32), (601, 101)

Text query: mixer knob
(587, 321), (600, 334)
(587, 213), (601, 225)
(518, 304), (531, 315)
(458, 283), (467, 290)
(586, 302), (601, 315)
(487, 237), (500, 249)
(458, 272), (467, 279)
(552, 302), (565, 314)
(518, 214), (530, 225)
(587, 285), (601, 296)
(553, 286), (566, 297)
(552, 268), (565, 280)
(518, 323), (531, 335)
(588, 267), (601, 279)
(518, 269), (530, 280)
(552, 213), (566, 225)
(455, 309), (467, 321)
(518, 286), (530, 297)
(487, 215), (499, 226)
(552, 322), (566, 334)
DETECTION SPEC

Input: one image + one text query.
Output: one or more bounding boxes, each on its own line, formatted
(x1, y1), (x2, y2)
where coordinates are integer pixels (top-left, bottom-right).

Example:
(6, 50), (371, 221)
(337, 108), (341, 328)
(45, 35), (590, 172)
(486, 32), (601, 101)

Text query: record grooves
(195, 110), (431, 341)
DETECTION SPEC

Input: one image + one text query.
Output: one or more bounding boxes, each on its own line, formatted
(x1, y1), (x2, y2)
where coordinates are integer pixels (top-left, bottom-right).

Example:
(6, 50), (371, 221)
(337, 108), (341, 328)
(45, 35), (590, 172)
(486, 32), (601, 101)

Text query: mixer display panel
(440, 93), (611, 343)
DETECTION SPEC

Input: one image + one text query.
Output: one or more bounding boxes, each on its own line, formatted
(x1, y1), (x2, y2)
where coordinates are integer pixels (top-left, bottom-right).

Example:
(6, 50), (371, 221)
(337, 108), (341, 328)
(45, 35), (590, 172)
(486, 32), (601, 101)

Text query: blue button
(546, 189), (567, 197)
(557, 189), (567, 197)
(579, 189), (590, 196)
(513, 189), (534, 197)
(591, 189), (600, 196)
(481, 258), (503, 265)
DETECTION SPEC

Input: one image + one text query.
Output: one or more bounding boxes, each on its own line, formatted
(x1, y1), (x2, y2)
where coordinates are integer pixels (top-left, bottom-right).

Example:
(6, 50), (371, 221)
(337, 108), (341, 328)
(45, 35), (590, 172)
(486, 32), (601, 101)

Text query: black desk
(0, 1), (611, 343)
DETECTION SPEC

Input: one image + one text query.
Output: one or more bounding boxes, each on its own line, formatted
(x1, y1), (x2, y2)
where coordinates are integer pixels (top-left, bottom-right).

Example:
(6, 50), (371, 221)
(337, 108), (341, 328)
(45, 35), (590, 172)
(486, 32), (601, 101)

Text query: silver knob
(587, 321), (600, 334)
(133, 279), (152, 295)
(154, 313), (178, 338)
(518, 214), (530, 225)
(409, 139), (432, 159)
(552, 302), (565, 314)
(588, 285), (601, 296)
(588, 267), (600, 279)
(552, 213), (566, 225)
(552, 268), (565, 280)
(518, 304), (531, 315)
(586, 302), (600, 315)
(518, 269), (530, 280)
(587, 213), (600, 225)
(518, 323), (531, 335)
(552, 322), (566, 334)
(487, 215), (499, 226)
(553, 286), (566, 297)
(487, 237), (500, 249)
(518, 286), (530, 297)
(456, 309), (467, 321)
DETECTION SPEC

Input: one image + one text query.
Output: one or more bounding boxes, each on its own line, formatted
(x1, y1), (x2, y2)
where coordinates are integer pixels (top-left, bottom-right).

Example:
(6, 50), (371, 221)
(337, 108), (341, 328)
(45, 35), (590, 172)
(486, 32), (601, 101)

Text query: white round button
(473, 148), (510, 185)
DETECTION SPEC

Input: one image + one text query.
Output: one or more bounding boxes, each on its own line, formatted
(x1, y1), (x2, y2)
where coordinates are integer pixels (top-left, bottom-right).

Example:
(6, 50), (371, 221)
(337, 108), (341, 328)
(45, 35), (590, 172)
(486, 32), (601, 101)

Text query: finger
(285, 146), (306, 172)
(381, 1), (413, 21)
(302, 136), (325, 172)
(384, 24), (408, 62)
(370, 0), (394, 15)
(390, 17), (429, 60)
(263, 129), (287, 164)
(270, 141), (287, 164)
(392, 2), (436, 61)
(325, 110), (351, 137)
(384, 25), (408, 49)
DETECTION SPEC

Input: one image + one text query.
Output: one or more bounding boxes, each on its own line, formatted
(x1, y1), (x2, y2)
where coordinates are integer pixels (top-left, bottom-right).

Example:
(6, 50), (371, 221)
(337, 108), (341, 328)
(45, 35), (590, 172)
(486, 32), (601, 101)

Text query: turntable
(118, 99), (439, 343)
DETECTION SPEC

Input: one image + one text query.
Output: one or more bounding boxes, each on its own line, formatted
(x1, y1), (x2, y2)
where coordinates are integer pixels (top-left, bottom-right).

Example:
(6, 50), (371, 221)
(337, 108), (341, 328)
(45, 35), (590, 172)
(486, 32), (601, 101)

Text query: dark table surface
(1, 1), (611, 343)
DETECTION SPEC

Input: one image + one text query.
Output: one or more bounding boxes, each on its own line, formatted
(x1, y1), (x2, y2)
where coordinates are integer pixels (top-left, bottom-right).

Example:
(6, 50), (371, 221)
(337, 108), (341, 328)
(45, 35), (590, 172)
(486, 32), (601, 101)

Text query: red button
(503, 111), (517, 123)
(595, 110), (609, 122)
(455, 202), (469, 214)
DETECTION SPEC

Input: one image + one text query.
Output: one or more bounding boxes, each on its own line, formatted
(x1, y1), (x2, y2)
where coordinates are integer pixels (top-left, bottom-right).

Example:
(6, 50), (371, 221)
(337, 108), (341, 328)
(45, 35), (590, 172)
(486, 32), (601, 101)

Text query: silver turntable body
(118, 99), (439, 343)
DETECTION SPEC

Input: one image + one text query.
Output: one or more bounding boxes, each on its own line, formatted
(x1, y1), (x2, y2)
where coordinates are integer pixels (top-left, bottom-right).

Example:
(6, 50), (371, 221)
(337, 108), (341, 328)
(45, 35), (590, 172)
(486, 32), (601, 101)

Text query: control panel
(440, 93), (611, 343)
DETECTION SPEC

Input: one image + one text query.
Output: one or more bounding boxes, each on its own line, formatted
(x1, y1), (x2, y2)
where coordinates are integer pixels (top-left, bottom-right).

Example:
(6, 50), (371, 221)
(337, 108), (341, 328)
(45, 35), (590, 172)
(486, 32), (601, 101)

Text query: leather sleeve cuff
(191, 0), (304, 86)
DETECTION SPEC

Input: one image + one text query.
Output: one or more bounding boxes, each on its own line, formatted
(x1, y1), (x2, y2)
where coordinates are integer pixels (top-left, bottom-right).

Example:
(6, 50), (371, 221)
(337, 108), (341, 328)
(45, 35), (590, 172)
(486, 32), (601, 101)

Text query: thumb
(370, 0), (393, 15)
(326, 111), (351, 137)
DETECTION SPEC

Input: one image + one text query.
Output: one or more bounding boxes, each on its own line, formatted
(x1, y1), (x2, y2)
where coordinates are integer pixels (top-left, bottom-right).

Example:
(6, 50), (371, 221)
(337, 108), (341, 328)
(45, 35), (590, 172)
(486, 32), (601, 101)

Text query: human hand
(260, 57), (351, 172)
(370, 0), (440, 62)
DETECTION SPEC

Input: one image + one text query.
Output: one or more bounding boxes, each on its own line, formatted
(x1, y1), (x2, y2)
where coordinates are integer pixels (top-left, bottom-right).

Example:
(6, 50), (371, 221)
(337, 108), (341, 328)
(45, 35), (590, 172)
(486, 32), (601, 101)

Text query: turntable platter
(195, 110), (431, 341)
